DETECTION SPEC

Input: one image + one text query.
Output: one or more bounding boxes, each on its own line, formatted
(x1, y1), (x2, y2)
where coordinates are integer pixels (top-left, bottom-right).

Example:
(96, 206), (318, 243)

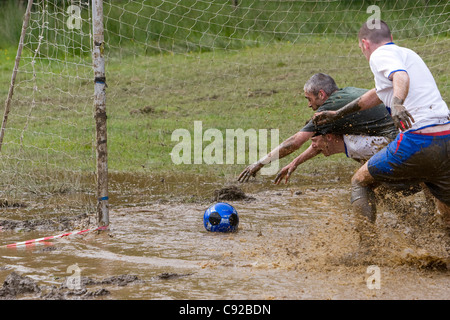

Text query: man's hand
(237, 162), (264, 182)
(391, 97), (415, 131)
(312, 110), (339, 126)
(273, 162), (297, 185)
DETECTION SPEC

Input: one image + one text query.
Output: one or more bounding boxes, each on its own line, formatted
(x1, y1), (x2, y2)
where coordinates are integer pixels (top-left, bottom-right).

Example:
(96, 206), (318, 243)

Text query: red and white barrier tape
(1, 226), (108, 249)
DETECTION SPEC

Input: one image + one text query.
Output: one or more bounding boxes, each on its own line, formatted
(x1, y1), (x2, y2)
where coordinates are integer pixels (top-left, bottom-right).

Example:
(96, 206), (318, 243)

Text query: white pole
(0, 0), (34, 152)
(92, 0), (109, 227)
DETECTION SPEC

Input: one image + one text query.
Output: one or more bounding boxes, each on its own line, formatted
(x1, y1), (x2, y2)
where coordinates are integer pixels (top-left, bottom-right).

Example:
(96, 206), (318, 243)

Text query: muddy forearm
(392, 71), (409, 103)
(335, 97), (362, 119)
(258, 132), (311, 165)
(336, 88), (382, 118)
(290, 144), (321, 168)
(258, 137), (297, 165)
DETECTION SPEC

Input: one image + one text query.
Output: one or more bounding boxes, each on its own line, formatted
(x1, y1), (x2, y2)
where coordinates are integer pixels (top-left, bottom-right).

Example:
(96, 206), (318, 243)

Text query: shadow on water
(1, 168), (449, 299)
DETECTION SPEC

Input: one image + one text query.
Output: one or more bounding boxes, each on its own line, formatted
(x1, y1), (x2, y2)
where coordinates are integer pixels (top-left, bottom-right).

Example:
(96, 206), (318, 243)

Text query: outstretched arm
(273, 144), (321, 185)
(238, 130), (314, 182)
(312, 89), (382, 126)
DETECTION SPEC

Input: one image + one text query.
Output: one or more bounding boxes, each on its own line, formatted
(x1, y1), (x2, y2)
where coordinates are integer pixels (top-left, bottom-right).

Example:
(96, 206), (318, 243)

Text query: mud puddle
(0, 172), (449, 300)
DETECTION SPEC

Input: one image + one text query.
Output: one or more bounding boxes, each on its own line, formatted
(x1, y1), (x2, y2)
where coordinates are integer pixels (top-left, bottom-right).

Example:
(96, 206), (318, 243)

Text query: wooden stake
(0, 0), (34, 152)
(92, 0), (109, 227)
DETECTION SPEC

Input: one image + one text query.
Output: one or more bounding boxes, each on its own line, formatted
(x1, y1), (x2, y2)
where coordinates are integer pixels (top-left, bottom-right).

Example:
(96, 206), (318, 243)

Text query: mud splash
(0, 172), (449, 300)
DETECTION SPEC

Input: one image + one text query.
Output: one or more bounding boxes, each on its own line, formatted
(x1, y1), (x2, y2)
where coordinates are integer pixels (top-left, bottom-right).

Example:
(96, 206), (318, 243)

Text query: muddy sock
(350, 183), (378, 250)
(351, 183), (377, 223)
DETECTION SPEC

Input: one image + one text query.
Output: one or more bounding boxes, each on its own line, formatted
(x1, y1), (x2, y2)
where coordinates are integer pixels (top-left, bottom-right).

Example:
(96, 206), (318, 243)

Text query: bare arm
(312, 89), (382, 126)
(259, 130), (313, 164)
(273, 144), (321, 185)
(238, 131), (313, 182)
(391, 71), (414, 130)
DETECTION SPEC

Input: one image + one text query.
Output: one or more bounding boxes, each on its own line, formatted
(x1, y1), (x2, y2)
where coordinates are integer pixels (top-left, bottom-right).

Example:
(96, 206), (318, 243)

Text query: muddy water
(0, 171), (449, 300)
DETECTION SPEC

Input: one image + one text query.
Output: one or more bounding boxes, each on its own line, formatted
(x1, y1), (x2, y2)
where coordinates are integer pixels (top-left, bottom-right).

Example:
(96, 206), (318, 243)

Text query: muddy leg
(351, 183), (377, 223)
(351, 163), (378, 249)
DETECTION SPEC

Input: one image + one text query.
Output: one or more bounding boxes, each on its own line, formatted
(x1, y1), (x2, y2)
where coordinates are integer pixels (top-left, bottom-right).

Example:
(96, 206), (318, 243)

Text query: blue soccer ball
(203, 202), (239, 232)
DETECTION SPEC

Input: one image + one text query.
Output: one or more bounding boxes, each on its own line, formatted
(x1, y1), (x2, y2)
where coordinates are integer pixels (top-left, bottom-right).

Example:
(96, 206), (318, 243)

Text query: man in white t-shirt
(313, 21), (450, 237)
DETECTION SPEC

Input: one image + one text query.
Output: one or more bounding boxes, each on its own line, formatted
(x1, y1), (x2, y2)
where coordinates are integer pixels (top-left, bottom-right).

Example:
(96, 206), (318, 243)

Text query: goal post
(1, 0), (109, 228)
(92, 0), (109, 227)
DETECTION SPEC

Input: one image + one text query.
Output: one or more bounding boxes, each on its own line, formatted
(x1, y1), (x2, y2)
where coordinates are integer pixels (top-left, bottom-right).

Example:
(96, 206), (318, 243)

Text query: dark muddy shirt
(301, 87), (398, 139)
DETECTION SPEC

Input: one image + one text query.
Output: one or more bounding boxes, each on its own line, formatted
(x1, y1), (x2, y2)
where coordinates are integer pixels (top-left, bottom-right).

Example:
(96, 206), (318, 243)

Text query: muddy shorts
(367, 129), (450, 206)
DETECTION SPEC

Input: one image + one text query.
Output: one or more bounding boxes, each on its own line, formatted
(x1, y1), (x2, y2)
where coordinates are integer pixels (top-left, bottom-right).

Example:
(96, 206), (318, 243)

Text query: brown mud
(0, 171), (449, 300)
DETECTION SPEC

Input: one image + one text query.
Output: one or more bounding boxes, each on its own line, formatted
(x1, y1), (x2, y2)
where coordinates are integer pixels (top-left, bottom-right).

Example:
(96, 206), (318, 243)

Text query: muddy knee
(351, 181), (377, 223)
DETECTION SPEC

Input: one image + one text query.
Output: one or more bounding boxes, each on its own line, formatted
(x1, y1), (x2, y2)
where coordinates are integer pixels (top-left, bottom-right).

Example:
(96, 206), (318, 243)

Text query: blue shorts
(367, 129), (450, 206)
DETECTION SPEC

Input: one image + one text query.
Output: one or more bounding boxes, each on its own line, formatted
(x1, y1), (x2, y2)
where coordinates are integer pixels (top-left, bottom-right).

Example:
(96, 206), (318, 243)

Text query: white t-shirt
(343, 134), (389, 161)
(369, 42), (449, 130)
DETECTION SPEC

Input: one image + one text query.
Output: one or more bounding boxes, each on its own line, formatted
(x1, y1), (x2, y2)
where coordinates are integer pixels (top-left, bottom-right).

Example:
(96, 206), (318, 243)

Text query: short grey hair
(358, 20), (392, 44)
(303, 73), (339, 96)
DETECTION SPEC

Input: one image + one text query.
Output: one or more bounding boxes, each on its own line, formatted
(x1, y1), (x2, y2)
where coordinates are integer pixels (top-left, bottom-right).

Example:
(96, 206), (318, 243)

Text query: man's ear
(318, 89), (326, 100)
(363, 38), (371, 50)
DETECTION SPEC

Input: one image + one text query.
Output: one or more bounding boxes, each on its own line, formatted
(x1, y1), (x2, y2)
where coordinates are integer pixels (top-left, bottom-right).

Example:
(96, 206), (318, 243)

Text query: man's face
(310, 135), (331, 156)
(304, 90), (326, 111)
